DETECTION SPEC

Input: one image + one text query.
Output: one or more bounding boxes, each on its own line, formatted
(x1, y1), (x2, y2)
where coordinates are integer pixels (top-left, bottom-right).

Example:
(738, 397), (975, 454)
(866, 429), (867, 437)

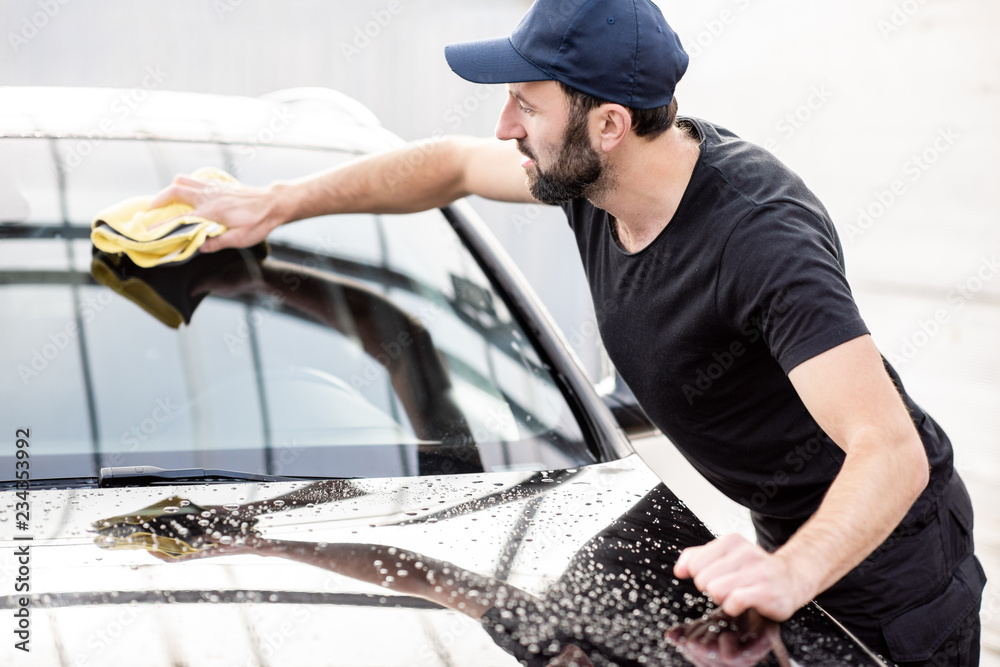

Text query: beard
(518, 112), (612, 205)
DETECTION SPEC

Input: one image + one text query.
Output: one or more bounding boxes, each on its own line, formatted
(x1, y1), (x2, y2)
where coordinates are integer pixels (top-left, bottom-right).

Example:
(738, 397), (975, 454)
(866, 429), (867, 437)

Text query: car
(0, 85), (884, 666)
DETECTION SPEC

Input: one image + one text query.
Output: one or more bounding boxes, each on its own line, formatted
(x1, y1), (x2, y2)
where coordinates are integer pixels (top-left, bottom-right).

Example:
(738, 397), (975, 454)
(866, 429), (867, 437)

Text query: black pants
(864, 604), (981, 667)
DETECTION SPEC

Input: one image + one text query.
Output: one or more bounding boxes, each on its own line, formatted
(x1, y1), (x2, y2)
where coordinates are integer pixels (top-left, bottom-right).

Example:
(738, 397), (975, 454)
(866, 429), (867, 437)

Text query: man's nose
(495, 97), (525, 141)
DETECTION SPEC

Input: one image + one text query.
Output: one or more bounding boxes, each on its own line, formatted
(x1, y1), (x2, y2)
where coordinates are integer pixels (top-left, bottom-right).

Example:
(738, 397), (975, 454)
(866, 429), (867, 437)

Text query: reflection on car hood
(0, 455), (879, 666)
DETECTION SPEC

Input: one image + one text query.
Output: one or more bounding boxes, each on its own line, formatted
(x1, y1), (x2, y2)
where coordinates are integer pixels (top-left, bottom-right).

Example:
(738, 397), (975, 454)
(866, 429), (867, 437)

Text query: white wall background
(3, 0), (998, 658)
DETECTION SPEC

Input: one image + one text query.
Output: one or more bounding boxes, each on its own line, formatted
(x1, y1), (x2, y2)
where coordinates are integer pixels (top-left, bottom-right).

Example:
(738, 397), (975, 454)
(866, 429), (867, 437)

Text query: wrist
(773, 547), (824, 608)
(265, 180), (298, 229)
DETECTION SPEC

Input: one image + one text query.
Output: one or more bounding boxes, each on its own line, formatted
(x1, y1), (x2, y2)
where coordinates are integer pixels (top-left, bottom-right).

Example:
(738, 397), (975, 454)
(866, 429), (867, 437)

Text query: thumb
(199, 235), (225, 254)
(674, 547), (694, 578)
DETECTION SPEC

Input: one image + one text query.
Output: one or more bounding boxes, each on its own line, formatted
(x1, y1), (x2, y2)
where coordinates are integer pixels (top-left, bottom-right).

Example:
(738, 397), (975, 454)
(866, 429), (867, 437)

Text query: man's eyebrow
(508, 88), (537, 107)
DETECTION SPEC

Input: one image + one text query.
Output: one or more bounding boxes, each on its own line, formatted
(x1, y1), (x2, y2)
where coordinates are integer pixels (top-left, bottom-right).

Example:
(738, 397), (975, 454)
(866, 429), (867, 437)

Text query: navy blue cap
(444, 0), (688, 109)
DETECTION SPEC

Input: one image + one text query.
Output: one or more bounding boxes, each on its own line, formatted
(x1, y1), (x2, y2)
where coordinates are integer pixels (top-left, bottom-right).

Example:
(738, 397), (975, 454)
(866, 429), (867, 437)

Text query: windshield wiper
(0, 476), (101, 490)
(97, 466), (330, 488)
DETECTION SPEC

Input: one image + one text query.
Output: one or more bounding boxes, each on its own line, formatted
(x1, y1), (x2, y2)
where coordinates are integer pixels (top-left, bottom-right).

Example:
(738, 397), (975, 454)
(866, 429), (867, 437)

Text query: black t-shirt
(560, 117), (954, 527)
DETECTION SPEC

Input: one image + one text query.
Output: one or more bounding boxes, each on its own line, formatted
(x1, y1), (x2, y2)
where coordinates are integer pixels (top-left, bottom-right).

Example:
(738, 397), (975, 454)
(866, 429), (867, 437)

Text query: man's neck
(589, 122), (700, 253)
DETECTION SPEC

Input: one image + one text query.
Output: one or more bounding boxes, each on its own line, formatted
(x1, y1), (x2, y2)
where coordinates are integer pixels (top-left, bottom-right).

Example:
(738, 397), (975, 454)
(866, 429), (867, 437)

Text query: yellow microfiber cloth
(91, 496), (213, 559)
(91, 495), (259, 560)
(91, 167), (235, 268)
(91, 252), (190, 328)
(90, 242), (270, 329)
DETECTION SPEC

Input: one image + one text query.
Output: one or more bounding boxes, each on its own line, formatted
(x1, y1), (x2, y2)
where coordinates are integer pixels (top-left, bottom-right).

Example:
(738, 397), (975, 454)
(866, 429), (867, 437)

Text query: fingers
(691, 549), (749, 594)
(546, 645), (594, 667)
(148, 172), (275, 254)
(199, 237), (224, 254)
(674, 544), (702, 578)
(675, 534), (800, 621)
(701, 569), (753, 612)
(150, 182), (206, 210)
(718, 584), (756, 617)
(674, 533), (747, 578)
(200, 223), (267, 254)
(200, 235), (238, 254)
(667, 610), (781, 667)
(200, 227), (252, 254)
(719, 581), (794, 621)
(150, 173), (230, 209)
(172, 174), (215, 188)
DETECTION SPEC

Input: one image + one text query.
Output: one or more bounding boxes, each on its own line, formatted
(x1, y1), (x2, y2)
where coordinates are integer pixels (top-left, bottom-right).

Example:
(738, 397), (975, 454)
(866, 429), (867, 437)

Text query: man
(152, 0), (985, 663)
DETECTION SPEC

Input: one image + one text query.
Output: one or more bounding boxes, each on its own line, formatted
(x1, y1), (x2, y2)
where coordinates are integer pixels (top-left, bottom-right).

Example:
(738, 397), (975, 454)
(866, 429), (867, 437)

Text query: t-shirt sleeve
(715, 203), (870, 373)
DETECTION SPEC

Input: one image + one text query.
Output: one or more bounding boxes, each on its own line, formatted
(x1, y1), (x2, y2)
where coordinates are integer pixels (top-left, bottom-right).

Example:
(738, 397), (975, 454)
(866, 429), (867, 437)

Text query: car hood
(0, 455), (878, 666)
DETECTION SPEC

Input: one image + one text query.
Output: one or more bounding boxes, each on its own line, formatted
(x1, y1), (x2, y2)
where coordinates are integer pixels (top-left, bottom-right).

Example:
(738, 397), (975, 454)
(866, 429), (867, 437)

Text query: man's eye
(519, 105), (533, 115)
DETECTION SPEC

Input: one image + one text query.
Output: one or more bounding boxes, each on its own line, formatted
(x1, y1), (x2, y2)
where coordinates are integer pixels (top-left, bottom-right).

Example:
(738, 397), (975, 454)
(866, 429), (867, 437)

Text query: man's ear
(595, 104), (631, 152)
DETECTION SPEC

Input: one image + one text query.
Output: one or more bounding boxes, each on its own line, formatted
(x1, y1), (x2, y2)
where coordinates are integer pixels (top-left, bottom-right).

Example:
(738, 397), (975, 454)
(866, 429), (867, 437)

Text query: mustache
(515, 139), (537, 162)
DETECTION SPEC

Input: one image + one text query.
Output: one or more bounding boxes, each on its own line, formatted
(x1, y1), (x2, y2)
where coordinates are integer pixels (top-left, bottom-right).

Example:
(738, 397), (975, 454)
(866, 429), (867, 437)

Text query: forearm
(271, 137), (469, 223)
(246, 539), (502, 618)
(674, 337), (933, 620)
(774, 428), (929, 598)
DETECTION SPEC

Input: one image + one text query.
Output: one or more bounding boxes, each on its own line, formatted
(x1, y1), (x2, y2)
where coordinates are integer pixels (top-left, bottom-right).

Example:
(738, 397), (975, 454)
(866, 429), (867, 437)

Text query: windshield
(0, 137), (591, 481)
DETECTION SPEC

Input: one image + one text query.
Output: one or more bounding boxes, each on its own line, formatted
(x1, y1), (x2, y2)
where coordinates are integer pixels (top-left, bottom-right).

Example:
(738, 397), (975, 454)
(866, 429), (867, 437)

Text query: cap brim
(445, 37), (551, 84)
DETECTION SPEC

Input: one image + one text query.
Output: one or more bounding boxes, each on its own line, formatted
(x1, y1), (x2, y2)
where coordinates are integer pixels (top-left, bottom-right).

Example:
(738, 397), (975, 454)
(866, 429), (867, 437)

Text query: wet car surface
(0, 87), (883, 666)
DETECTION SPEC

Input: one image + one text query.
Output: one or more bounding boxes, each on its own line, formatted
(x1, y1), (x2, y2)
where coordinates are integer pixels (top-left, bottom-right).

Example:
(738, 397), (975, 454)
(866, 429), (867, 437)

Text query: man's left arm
(673, 333), (929, 620)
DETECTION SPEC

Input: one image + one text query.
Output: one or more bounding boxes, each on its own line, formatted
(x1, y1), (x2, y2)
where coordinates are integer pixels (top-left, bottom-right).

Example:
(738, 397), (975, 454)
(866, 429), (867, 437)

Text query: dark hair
(559, 82), (678, 140)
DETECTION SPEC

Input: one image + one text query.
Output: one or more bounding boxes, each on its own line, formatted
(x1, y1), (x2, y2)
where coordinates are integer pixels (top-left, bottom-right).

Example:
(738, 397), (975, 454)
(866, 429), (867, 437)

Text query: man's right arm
(151, 136), (536, 253)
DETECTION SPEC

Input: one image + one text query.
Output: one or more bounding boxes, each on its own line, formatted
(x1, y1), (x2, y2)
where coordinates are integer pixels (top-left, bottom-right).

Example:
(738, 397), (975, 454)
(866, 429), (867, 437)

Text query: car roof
(0, 85), (405, 154)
